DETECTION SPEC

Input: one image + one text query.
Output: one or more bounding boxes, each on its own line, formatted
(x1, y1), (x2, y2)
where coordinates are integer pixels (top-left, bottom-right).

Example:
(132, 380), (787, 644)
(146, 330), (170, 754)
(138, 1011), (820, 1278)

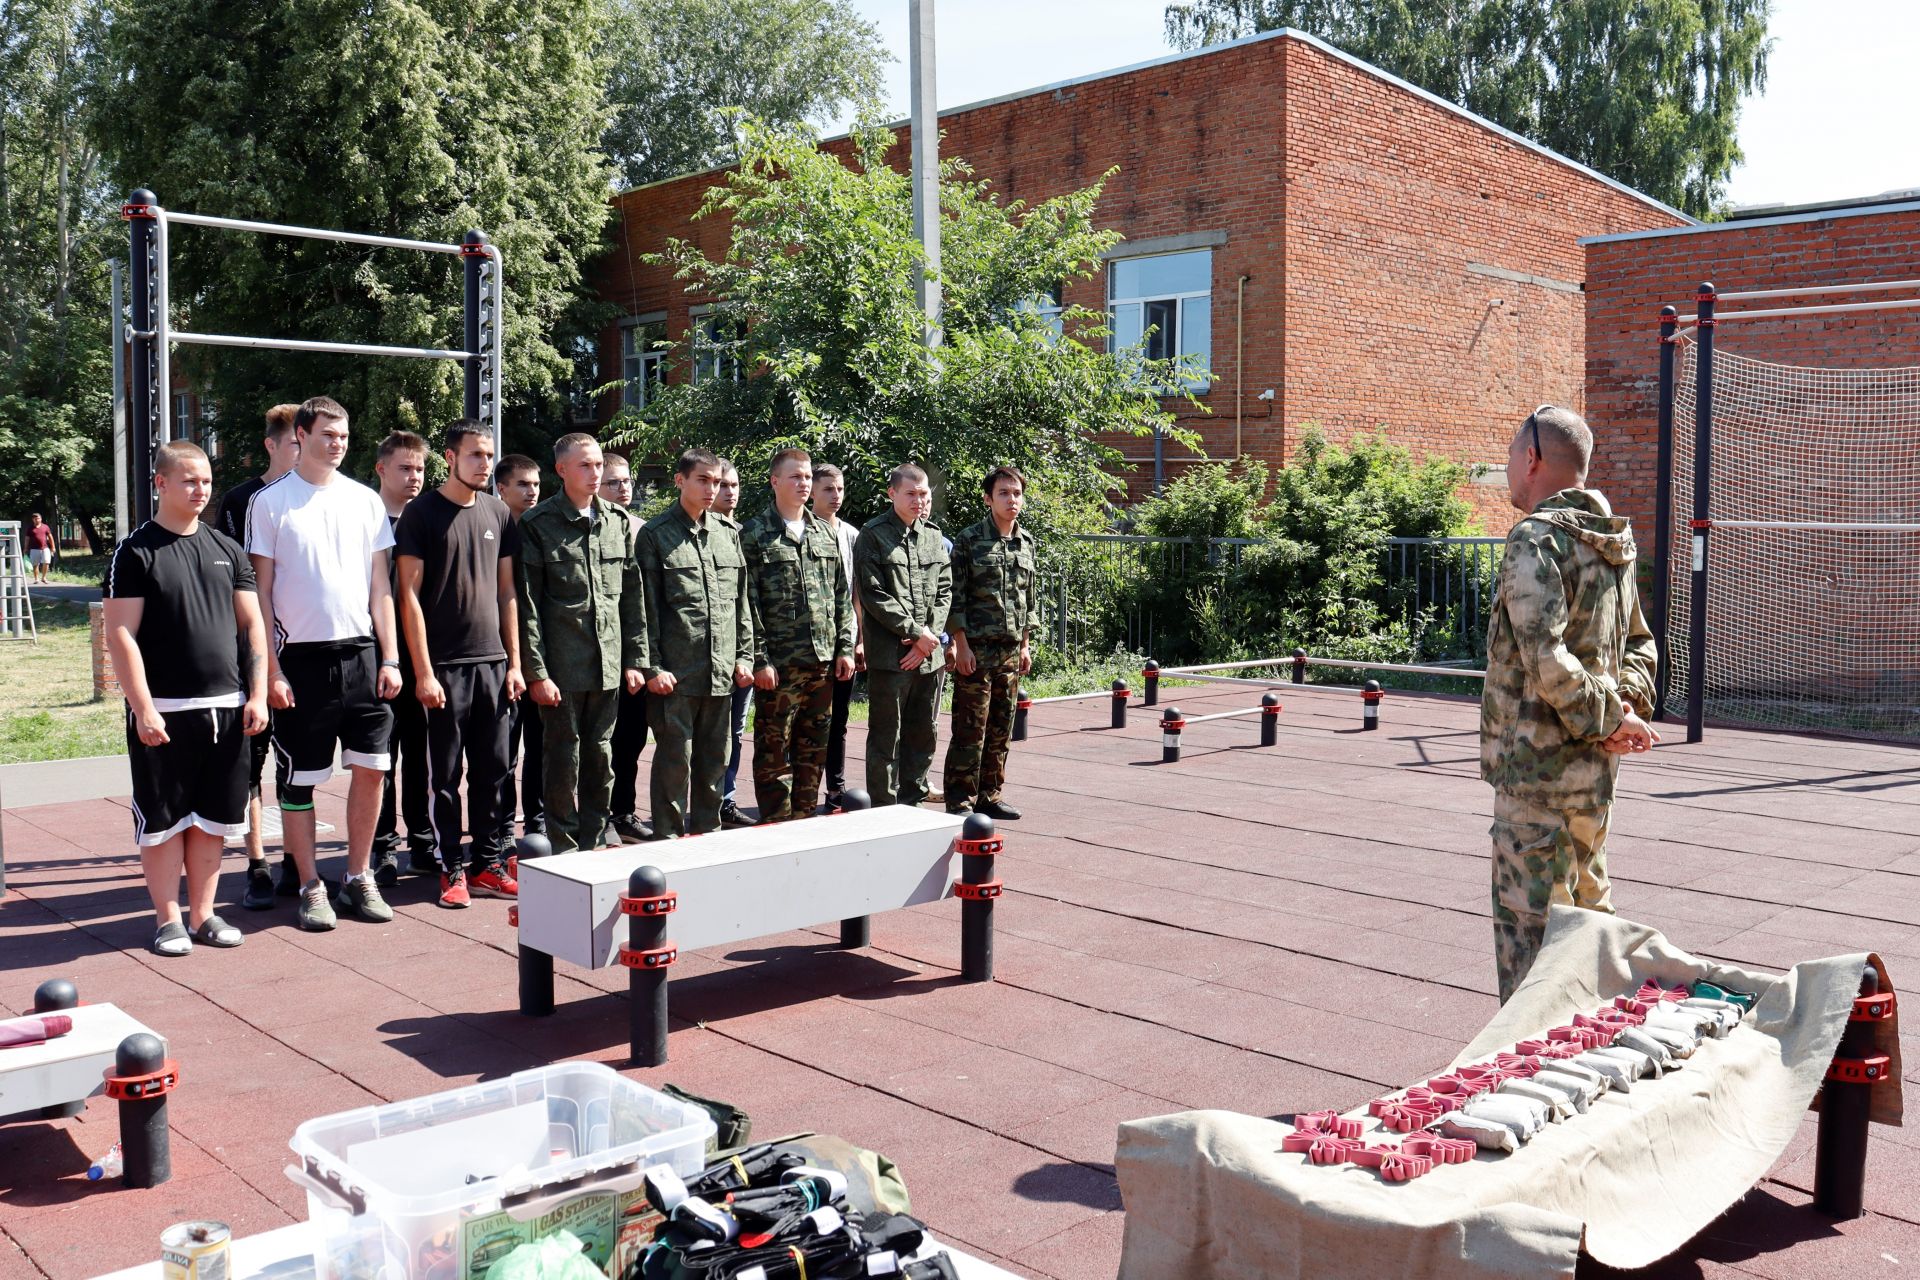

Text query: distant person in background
(24, 513), (54, 583)
(711, 460), (755, 828)
(495, 455), (546, 847)
(601, 453), (652, 843)
(810, 464), (863, 808)
(370, 431), (432, 884)
(105, 441), (268, 955)
(1482, 404), (1659, 1002)
(216, 403), (300, 909)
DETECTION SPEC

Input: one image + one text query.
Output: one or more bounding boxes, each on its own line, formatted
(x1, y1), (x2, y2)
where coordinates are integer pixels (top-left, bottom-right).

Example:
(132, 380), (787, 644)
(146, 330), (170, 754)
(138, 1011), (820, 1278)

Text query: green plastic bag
(483, 1231), (605, 1280)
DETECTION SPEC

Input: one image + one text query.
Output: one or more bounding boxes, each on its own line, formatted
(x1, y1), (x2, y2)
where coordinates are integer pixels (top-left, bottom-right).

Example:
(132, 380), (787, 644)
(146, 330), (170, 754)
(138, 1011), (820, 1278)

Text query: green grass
(42, 552), (108, 587)
(0, 599), (125, 764)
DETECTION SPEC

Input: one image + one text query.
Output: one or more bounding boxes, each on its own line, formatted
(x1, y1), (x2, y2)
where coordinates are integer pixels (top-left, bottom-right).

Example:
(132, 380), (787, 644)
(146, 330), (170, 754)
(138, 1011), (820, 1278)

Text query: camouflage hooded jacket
(1480, 488), (1659, 807)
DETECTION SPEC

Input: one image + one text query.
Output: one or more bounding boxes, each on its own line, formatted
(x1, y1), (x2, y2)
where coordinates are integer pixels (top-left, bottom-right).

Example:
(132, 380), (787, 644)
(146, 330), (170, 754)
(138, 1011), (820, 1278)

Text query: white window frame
(567, 333), (600, 424)
(688, 307), (741, 385)
(1015, 285), (1064, 340)
(173, 392), (193, 440)
(1108, 250), (1213, 392)
(621, 314), (667, 411)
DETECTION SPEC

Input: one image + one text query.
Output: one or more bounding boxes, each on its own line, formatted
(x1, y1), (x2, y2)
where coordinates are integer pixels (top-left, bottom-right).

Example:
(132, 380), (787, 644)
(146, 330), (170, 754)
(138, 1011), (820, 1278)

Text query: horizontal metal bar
(168, 330), (471, 361)
(1027, 688), (1121, 705)
(1709, 520), (1920, 533)
(1158, 671), (1285, 688)
(1182, 705), (1270, 724)
(1159, 655), (1485, 680)
(1684, 278), (1920, 304)
(1381, 536), (1505, 547)
(1158, 657), (1288, 675)
(1710, 297), (1920, 324)
(164, 210), (466, 255)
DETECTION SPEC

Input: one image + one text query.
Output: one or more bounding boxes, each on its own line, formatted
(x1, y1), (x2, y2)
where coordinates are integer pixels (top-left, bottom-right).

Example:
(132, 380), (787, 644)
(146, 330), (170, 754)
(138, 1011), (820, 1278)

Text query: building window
(174, 392), (193, 440)
(690, 313), (742, 385)
(567, 334), (600, 424)
(621, 319), (666, 410)
(1109, 250), (1212, 390)
(1015, 285), (1064, 339)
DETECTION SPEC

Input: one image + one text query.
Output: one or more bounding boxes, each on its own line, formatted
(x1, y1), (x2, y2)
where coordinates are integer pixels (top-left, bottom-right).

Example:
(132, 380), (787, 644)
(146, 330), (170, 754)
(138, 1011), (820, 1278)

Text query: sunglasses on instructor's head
(1525, 404), (1556, 461)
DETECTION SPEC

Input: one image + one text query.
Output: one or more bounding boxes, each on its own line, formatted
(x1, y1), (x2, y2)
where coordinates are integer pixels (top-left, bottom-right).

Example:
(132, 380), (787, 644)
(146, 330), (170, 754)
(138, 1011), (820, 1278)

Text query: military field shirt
(741, 506), (854, 669)
(636, 503), (755, 696)
(515, 494), (646, 692)
(945, 517), (1037, 644)
(1480, 488), (1659, 808)
(854, 511), (953, 675)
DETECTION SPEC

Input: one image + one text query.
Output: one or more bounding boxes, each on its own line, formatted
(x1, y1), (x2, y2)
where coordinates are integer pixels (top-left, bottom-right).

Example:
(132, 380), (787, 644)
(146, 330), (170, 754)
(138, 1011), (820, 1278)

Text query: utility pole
(909, 0), (941, 349)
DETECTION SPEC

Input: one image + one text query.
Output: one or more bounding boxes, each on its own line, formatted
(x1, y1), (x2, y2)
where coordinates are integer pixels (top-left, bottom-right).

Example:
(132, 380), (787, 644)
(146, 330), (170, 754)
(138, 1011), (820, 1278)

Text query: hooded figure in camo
(1482, 405), (1659, 1002)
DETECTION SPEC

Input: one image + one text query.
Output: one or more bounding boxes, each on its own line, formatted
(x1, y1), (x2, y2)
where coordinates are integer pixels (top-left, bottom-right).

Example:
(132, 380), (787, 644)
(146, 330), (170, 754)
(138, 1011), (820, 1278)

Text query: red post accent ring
(1112, 688), (1131, 700)
(1161, 718), (1186, 731)
(619, 891), (678, 916)
(1688, 519), (1712, 530)
(459, 241), (492, 257)
(120, 202), (155, 221)
(618, 944), (679, 970)
(1827, 1054), (1891, 1085)
(1850, 991), (1896, 1021)
(1262, 703), (1283, 715)
(1361, 690), (1383, 704)
(1017, 696), (1032, 709)
(508, 904), (519, 928)
(952, 879), (1004, 901)
(103, 1059), (180, 1101)
(955, 836), (1003, 856)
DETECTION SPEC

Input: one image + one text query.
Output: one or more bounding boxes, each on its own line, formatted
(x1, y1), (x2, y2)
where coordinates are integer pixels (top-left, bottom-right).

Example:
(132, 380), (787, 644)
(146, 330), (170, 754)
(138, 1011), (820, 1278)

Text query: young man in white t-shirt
(247, 396), (402, 931)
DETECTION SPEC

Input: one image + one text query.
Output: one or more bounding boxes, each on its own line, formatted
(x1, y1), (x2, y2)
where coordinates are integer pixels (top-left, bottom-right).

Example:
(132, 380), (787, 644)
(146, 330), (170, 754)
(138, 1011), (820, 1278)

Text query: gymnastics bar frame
(118, 189), (502, 527)
(1654, 279), (1920, 744)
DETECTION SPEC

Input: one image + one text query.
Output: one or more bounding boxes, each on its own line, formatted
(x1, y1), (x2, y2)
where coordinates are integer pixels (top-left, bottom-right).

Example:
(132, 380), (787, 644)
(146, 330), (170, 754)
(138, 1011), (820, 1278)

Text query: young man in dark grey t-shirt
(395, 419), (525, 908)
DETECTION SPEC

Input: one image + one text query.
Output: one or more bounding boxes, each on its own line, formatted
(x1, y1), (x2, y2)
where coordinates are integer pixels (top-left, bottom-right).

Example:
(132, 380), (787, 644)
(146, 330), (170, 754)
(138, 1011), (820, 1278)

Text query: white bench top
(518, 808), (969, 970)
(0, 1003), (163, 1117)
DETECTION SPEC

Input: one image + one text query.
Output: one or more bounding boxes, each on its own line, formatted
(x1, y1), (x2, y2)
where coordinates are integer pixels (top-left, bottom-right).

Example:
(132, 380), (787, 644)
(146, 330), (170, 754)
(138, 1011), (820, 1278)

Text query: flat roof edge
(1581, 197), (1920, 246)
(615, 28), (1694, 228)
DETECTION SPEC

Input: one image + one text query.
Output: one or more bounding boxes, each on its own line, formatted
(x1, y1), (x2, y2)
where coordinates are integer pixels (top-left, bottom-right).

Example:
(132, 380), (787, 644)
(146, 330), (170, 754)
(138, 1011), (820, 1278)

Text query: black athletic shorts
(272, 639), (395, 787)
(127, 704), (250, 846)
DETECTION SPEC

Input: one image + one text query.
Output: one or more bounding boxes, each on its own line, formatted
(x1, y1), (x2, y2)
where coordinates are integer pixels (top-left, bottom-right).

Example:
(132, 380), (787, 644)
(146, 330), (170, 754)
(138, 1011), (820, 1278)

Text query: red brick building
(591, 28), (1688, 528)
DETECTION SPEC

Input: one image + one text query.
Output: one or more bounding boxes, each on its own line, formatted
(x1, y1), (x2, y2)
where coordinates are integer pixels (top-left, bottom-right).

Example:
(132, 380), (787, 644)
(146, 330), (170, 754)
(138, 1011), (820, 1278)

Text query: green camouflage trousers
(649, 691), (732, 837)
(942, 641), (1020, 807)
(753, 662), (832, 822)
(541, 687), (619, 854)
(865, 665), (941, 806)
(1490, 791), (1614, 1002)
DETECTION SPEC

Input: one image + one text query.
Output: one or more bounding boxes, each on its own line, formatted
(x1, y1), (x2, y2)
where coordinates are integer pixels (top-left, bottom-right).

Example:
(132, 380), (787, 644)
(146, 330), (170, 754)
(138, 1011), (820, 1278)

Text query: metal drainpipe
(1236, 274), (1249, 459)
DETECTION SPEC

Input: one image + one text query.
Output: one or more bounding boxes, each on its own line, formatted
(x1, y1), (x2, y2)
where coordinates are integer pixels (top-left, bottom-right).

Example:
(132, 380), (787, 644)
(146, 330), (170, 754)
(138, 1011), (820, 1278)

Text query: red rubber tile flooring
(3, 684), (1918, 1278)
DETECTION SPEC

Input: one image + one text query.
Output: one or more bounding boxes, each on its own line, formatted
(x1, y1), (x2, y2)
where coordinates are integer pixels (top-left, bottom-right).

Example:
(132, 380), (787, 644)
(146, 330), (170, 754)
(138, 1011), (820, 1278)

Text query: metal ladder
(0, 522), (39, 643)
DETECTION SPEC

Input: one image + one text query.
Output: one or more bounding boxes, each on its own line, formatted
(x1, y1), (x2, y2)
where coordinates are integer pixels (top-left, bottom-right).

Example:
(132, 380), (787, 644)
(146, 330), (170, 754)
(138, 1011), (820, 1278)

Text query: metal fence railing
(1032, 533), (1503, 666)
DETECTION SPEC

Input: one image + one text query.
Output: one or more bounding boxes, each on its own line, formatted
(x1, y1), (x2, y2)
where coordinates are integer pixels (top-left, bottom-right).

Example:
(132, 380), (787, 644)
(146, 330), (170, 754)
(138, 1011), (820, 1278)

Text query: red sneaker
(471, 866), (519, 899)
(438, 872), (471, 909)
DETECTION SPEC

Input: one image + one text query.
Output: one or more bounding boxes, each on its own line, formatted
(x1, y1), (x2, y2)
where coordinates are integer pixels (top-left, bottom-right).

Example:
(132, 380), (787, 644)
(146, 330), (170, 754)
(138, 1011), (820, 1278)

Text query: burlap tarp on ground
(1115, 906), (1904, 1279)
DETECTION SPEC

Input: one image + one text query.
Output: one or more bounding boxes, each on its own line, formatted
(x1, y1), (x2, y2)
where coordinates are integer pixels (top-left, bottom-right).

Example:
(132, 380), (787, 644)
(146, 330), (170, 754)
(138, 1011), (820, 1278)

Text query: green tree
(601, 0), (887, 190)
(613, 118), (1201, 526)
(1163, 0), (1771, 216)
(91, 0), (617, 475)
(0, 0), (118, 548)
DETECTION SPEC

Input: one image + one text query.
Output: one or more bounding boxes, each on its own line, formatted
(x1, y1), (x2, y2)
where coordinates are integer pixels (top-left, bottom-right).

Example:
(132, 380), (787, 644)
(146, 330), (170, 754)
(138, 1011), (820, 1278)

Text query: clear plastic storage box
(286, 1062), (715, 1280)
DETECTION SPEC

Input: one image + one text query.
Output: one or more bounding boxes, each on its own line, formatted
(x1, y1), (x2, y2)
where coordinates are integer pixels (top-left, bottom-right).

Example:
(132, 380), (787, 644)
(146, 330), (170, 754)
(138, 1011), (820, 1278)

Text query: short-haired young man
(943, 466), (1037, 820)
(638, 448), (755, 836)
(24, 512), (54, 582)
(810, 463), (864, 807)
(601, 453), (652, 843)
(742, 448), (855, 823)
(396, 420), (524, 907)
(853, 463), (951, 806)
(516, 433), (647, 854)
(1483, 404), (1660, 1002)
(248, 396), (402, 930)
(106, 441), (269, 955)
(711, 460), (756, 827)
(495, 455), (545, 846)
(216, 402), (300, 909)
(371, 431), (432, 884)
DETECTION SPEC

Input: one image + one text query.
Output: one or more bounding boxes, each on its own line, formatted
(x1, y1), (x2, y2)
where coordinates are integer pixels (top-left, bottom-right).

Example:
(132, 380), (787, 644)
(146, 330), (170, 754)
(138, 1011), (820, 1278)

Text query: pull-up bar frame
(120, 189), (502, 527)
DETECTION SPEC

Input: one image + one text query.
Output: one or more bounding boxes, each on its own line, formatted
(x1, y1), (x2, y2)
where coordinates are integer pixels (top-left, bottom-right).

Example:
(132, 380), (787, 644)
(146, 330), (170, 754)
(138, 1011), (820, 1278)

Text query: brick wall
(595, 31), (1687, 528)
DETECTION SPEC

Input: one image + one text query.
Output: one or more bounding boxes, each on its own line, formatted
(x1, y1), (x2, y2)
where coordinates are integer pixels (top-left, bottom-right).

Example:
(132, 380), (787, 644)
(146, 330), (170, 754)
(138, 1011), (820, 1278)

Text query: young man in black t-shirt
(215, 402), (300, 908)
(396, 420), (525, 907)
(106, 441), (270, 956)
(371, 430), (432, 884)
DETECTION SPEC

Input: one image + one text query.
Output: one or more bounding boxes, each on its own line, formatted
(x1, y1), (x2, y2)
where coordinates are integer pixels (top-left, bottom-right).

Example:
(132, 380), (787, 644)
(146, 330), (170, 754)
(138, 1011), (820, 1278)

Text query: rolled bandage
(1645, 1006), (1716, 1041)
(1679, 998), (1742, 1033)
(1500, 1077), (1574, 1121)
(1634, 1021), (1698, 1058)
(1586, 1045), (1652, 1083)
(1614, 1027), (1677, 1072)
(1432, 1112), (1518, 1154)
(1571, 1050), (1636, 1090)
(1532, 1067), (1604, 1112)
(1461, 1093), (1550, 1144)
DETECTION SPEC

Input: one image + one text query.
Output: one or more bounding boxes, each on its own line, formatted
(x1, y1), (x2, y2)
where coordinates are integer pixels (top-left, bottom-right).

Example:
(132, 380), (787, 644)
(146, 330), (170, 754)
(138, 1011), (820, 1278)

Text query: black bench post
(1814, 964), (1895, 1218)
(957, 814), (1002, 982)
(622, 865), (677, 1068)
(108, 1032), (174, 1188)
(837, 789), (873, 947)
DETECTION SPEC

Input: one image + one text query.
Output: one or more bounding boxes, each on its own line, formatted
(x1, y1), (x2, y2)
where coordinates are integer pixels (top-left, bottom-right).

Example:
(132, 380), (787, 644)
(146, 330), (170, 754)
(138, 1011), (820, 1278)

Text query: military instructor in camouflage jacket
(637, 447), (756, 837)
(942, 466), (1036, 820)
(854, 463), (952, 806)
(516, 433), (647, 855)
(1483, 405), (1659, 1002)
(742, 448), (856, 822)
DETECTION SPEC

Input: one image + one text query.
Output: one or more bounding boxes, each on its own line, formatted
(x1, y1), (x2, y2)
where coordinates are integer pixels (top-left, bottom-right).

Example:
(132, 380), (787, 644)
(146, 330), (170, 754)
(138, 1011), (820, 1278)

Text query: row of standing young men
(113, 396), (1040, 947)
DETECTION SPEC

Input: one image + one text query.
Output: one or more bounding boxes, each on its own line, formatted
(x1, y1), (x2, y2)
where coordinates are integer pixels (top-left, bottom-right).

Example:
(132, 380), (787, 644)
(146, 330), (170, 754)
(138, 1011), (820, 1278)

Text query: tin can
(161, 1221), (231, 1280)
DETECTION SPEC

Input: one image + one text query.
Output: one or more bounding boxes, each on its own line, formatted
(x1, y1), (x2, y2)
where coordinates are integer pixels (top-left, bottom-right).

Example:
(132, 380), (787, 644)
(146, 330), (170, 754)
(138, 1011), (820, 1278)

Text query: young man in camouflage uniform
(516, 433), (647, 854)
(943, 466), (1037, 820)
(1482, 405), (1659, 1002)
(638, 448), (755, 837)
(854, 463), (952, 807)
(741, 448), (856, 822)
